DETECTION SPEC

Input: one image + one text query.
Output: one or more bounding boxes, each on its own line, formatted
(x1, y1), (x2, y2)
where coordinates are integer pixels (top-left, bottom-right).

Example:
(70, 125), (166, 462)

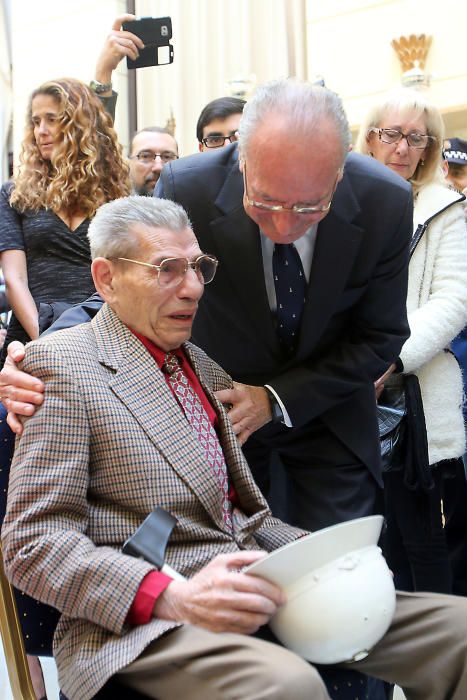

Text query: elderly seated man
(2, 196), (467, 700)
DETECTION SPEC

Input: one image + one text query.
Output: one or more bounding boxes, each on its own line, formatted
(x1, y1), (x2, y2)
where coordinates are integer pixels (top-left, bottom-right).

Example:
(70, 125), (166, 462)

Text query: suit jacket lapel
(209, 162), (279, 352)
(295, 174), (365, 358)
(92, 306), (228, 530)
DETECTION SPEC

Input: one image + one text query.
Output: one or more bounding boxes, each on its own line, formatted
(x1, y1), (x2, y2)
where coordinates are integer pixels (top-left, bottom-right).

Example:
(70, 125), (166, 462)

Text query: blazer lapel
(92, 306), (228, 530)
(209, 162), (279, 353)
(295, 175), (365, 357)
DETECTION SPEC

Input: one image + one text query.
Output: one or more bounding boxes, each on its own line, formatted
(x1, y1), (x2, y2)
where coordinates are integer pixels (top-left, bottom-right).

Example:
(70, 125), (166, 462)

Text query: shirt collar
(129, 328), (185, 369)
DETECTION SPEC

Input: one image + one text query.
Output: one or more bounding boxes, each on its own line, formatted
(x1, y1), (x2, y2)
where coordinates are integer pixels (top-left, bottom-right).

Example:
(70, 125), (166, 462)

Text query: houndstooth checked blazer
(2, 303), (305, 700)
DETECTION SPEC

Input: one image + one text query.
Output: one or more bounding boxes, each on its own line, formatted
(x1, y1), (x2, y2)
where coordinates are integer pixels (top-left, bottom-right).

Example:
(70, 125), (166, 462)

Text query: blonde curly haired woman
(0, 77), (130, 366)
(356, 88), (467, 594)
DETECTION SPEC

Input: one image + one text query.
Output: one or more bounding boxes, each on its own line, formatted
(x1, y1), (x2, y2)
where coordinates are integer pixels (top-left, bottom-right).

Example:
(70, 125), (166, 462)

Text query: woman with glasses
(0, 77), (130, 368)
(356, 89), (467, 594)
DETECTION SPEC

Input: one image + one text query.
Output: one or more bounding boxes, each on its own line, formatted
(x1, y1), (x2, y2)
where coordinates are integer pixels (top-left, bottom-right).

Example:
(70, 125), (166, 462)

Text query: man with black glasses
(196, 96), (245, 152)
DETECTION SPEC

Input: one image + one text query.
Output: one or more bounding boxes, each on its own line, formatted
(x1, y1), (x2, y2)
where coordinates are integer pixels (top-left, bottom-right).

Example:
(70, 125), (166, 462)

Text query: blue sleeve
(42, 294), (104, 336)
(154, 180), (165, 199)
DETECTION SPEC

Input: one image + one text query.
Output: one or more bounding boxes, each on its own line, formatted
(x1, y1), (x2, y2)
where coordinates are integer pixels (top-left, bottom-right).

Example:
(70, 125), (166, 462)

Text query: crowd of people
(0, 12), (467, 700)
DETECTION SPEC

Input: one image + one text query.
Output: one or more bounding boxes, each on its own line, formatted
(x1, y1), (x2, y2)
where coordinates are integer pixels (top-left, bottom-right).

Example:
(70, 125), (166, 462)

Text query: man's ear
(91, 258), (117, 303)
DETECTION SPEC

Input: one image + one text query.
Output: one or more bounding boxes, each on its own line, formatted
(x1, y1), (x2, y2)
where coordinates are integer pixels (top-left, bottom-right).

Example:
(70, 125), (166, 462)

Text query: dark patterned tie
(162, 353), (233, 531)
(273, 243), (307, 354)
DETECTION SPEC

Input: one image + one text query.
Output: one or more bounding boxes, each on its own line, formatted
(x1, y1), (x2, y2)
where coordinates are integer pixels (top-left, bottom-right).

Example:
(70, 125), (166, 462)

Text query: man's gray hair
(239, 79), (351, 162)
(88, 196), (191, 260)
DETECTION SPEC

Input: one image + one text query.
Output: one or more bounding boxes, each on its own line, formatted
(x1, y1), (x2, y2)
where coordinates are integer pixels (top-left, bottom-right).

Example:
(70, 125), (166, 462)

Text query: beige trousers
(117, 591), (467, 700)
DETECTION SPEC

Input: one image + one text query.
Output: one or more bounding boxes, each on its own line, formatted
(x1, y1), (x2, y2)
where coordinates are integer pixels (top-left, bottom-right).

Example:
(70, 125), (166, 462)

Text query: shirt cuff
(126, 571), (173, 626)
(264, 384), (292, 427)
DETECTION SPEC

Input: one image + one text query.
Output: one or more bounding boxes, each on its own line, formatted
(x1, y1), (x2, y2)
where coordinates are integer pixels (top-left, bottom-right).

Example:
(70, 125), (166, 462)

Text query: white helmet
(246, 515), (396, 664)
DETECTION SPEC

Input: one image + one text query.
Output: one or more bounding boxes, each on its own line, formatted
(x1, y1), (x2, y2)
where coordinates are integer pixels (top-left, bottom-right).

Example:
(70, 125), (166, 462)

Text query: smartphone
(122, 16), (174, 69)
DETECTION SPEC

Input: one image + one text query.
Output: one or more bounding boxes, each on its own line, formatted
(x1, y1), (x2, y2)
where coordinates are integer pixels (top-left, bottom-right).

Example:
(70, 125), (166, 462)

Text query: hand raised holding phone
(122, 17), (174, 69)
(95, 14), (146, 85)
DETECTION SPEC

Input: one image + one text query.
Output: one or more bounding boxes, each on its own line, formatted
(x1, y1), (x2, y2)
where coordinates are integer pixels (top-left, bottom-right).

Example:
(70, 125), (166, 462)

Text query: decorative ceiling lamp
(391, 34), (432, 89)
(226, 75), (257, 100)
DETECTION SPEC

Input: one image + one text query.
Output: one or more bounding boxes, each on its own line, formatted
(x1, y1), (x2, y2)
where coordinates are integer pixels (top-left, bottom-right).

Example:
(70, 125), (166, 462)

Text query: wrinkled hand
(153, 551), (285, 634)
(374, 362), (396, 401)
(0, 342), (44, 435)
(95, 14), (145, 84)
(215, 383), (271, 445)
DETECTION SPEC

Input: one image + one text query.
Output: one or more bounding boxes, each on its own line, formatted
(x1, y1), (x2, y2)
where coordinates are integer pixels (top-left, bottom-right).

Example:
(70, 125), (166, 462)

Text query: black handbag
(377, 377), (406, 472)
(378, 373), (434, 490)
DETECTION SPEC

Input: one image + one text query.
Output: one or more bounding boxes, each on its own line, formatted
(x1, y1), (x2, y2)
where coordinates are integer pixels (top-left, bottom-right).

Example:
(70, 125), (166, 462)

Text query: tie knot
(162, 352), (181, 375)
(274, 242), (295, 256)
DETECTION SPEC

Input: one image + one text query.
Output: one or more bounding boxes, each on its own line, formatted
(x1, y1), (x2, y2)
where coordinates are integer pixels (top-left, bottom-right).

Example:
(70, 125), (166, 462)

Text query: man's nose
(151, 156), (164, 173)
(270, 211), (307, 239)
(178, 267), (204, 299)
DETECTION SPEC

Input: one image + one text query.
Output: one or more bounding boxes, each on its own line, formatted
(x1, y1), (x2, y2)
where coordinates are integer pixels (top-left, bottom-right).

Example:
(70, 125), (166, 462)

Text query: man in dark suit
(156, 79), (412, 531)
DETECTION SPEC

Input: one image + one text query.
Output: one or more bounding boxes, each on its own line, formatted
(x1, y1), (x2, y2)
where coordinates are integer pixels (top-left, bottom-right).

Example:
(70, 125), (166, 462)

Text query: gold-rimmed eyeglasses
(113, 255), (218, 288)
(242, 162), (341, 215)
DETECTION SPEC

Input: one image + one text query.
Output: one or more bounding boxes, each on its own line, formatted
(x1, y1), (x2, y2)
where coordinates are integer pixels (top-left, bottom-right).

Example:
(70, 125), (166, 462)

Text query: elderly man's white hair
(88, 195), (191, 260)
(239, 79), (351, 163)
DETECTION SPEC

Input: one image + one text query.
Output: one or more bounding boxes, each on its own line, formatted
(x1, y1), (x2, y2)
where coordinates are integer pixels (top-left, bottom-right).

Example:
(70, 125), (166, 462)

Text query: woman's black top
(0, 182), (95, 359)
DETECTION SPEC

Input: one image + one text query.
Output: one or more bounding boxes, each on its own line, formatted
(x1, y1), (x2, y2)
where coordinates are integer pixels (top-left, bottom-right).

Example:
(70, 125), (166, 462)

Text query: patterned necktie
(273, 243), (307, 355)
(162, 352), (233, 531)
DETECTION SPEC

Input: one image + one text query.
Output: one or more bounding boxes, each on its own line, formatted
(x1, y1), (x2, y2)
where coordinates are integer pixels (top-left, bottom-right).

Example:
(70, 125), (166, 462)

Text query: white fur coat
(399, 183), (467, 464)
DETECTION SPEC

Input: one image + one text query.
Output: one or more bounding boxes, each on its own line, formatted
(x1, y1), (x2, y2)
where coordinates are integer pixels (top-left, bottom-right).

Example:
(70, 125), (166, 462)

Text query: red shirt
(126, 331), (236, 625)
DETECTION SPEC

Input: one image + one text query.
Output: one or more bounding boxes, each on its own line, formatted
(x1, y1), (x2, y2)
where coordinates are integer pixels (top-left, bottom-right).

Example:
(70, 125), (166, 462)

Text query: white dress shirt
(261, 224), (318, 426)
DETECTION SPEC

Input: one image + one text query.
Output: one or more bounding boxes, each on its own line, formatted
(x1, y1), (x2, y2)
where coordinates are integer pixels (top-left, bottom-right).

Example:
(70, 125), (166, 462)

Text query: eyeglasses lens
(205, 136), (226, 148)
(197, 256), (217, 284)
(380, 130), (428, 149)
(157, 257), (217, 287)
(137, 151), (177, 163)
(204, 133), (238, 148)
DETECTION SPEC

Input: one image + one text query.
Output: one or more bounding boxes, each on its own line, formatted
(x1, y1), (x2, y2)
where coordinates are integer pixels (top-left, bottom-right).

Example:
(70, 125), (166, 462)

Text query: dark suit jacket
(157, 145), (413, 481)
